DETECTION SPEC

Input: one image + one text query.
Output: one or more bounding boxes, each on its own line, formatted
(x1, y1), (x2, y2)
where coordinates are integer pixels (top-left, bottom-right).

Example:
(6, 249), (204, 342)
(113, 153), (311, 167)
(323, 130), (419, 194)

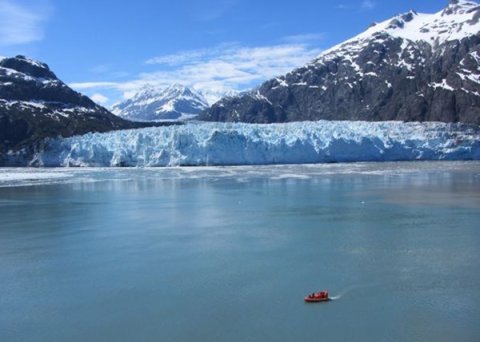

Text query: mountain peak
(134, 84), (161, 98)
(166, 83), (188, 90)
(444, 0), (479, 15)
(318, 0), (480, 56)
(112, 84), (208, 121)
(0, 55), (57, 80)
(163, 83), (194, 96)
(131, 84), (197, 102)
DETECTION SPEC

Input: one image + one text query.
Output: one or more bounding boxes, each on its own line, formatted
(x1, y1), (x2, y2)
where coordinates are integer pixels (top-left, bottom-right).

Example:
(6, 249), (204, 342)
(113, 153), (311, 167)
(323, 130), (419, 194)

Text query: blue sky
(0, 0), (451, 105)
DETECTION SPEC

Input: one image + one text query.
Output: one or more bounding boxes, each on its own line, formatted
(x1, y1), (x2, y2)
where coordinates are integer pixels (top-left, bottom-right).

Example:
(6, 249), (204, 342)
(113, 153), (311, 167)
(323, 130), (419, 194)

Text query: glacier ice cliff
(24, 121), (480, 167)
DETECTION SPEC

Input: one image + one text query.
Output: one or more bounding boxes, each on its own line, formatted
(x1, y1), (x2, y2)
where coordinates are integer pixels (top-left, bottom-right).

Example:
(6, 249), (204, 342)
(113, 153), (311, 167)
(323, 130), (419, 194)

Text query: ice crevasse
(30, 121), (480, 167)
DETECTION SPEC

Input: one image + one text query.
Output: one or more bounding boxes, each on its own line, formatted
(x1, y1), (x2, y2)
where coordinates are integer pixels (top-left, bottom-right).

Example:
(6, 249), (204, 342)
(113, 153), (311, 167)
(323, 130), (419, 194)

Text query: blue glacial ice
(30, 121), (480, 167)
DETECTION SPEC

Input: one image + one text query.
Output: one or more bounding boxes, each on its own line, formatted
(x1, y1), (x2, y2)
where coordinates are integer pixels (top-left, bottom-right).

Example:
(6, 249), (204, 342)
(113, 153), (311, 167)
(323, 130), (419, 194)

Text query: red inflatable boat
(304, 290), (329, 303)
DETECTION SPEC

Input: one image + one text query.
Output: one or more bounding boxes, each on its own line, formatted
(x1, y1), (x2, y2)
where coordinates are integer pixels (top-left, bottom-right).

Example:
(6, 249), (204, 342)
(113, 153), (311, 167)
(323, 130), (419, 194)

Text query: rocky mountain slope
(112, 84), (208, 121)
(201, 0), (480, 124)
(0, 55), (143, 154)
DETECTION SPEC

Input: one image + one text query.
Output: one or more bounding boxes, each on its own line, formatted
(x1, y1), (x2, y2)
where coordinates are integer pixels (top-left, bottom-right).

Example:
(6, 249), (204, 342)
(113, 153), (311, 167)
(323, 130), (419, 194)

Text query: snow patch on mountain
(28, 121), (480, 167)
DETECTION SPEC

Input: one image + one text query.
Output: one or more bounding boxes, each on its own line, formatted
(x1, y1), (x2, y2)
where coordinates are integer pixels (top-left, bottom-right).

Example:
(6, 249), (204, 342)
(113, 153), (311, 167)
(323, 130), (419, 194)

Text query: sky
(0, 0), (453, 106)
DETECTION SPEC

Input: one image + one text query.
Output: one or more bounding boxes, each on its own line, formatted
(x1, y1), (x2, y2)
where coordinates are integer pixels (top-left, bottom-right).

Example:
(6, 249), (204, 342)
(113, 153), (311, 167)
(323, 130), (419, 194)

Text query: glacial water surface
(0, 161), (479, 341)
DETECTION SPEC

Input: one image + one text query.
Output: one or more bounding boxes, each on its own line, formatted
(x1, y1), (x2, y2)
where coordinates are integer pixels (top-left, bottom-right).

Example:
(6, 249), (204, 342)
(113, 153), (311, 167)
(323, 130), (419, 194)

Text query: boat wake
(329, 284), (375, 301)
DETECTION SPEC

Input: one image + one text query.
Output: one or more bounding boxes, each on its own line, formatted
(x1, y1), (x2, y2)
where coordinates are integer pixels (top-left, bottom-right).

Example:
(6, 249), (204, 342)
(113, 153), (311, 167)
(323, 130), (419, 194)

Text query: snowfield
(28, 121), (480, 167)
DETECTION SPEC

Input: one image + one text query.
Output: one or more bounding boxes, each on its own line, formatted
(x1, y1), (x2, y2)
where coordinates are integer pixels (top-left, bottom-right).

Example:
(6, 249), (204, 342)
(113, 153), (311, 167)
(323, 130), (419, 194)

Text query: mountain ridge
(200, 1), (480, 124)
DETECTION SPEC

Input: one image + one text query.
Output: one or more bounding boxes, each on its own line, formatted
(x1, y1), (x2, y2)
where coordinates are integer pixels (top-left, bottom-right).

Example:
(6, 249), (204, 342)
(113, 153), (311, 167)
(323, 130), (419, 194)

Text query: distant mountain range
(112, 84), (208, 121)
(111, 84), (238, 122)
(201, 0), (480, 124)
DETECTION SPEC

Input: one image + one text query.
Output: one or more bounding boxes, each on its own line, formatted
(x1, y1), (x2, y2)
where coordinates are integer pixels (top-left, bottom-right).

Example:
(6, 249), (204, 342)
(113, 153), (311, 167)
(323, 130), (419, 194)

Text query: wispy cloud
(337, 1), (375, 11)
(70, 81), (121, 89)
(90, 93), (109, 105)
(72, 41), (323, 104)
(283, 33), (325, 44)
(146, 49), (211, 66)
(0, 0), (51, 46)
(361, 0), (375, 10)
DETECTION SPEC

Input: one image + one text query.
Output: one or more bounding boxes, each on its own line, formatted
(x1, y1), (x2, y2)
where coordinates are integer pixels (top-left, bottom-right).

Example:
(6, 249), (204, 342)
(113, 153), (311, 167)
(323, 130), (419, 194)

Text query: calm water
(1, 162), (479, 342)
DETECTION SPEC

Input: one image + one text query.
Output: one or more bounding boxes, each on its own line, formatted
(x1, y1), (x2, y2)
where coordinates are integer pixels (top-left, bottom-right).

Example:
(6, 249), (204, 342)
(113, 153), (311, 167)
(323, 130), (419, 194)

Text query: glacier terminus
(20, 120), (480, 167)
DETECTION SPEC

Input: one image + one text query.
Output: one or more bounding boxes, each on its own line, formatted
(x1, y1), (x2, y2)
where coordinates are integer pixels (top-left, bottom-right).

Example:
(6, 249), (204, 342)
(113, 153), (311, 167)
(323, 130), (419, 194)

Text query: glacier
(26, 121), (480, 167)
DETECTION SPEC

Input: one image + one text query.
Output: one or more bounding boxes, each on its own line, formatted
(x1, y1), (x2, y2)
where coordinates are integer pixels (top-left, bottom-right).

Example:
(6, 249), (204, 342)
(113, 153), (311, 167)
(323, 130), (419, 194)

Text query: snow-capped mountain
(201, 0), (480, 124)
(0, 55), (137, 154)
(112, 84), (209, 121)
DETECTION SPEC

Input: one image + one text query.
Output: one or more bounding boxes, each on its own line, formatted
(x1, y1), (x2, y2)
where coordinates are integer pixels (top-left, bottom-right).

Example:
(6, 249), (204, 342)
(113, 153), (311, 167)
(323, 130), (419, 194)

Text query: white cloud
(146, 49), (210, 66)
(90, 93), (109, 105)
(0, 0), (51, 46)
(70, 81), (121, 89)
(71, 42), (323, 104)
(361, 0), (375, 10)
